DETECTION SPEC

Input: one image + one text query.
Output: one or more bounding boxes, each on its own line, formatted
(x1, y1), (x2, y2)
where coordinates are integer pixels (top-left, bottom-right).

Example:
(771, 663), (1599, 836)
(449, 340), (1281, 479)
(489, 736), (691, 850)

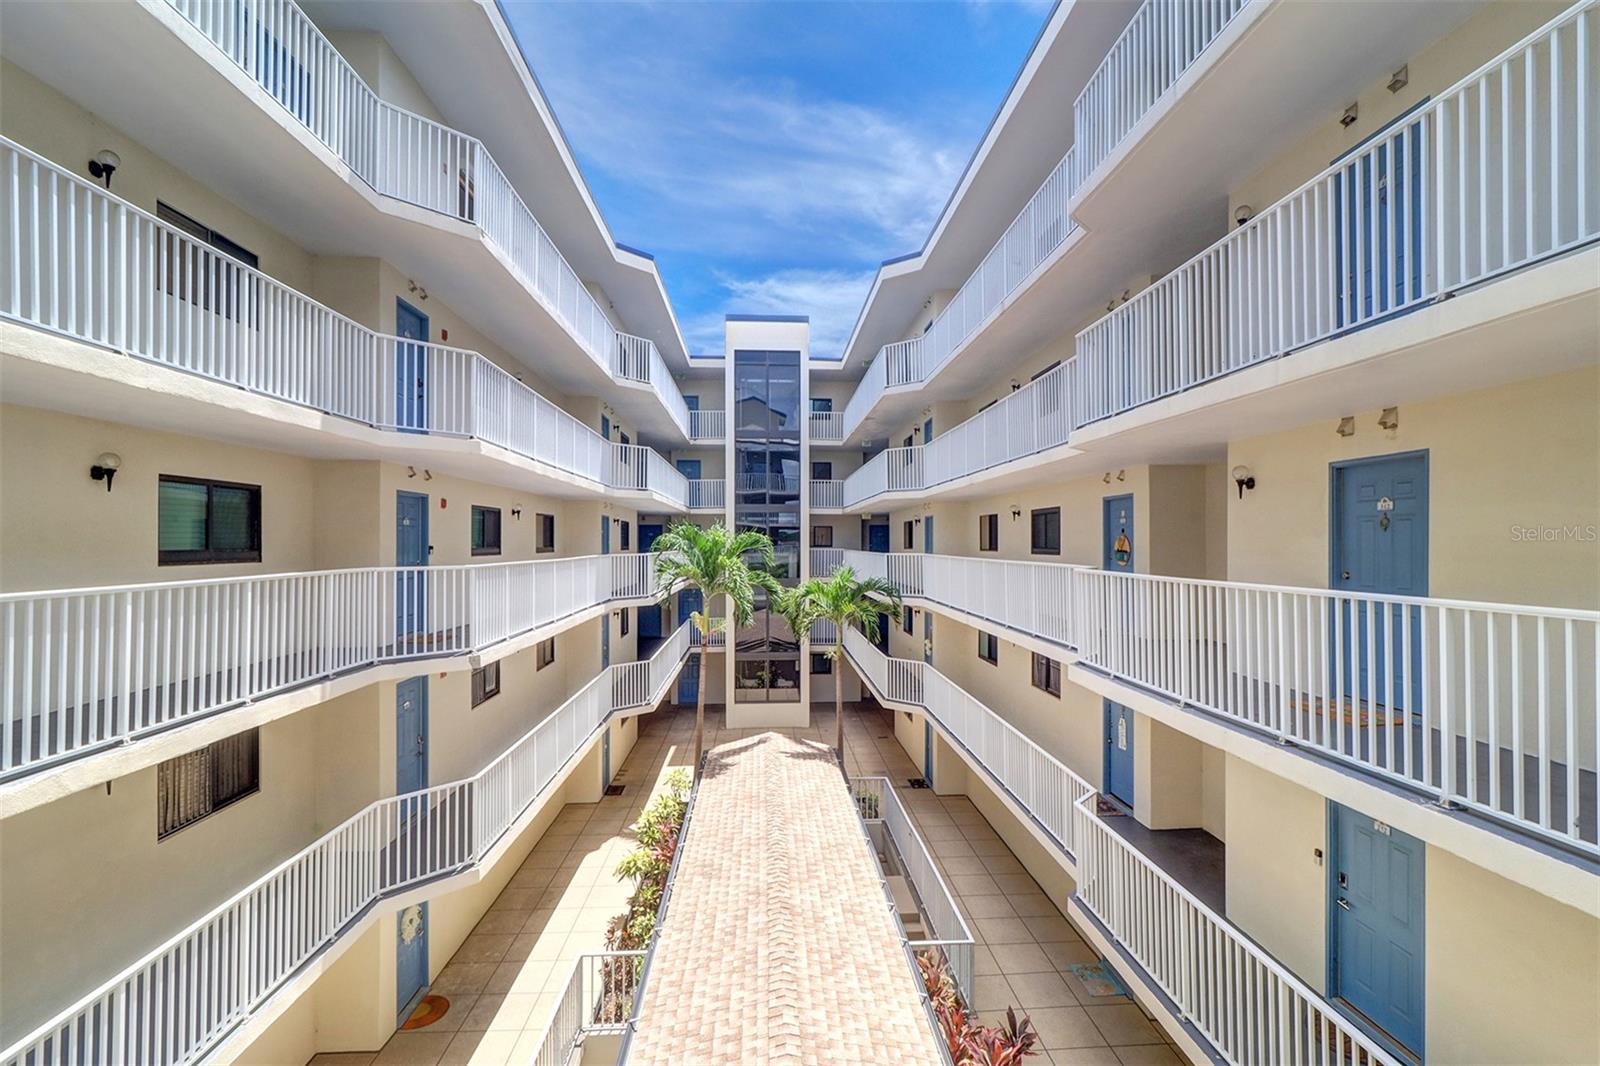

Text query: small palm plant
(651, 522), (777, 777)
(778, 566), (902, 766)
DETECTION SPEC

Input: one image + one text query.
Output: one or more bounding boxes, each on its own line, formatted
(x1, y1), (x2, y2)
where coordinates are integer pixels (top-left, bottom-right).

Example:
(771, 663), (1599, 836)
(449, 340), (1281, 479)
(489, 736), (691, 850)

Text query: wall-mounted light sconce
(406, 280), (429, 301)
(89, 452), (122, 492)
(1234, 204), (1255, 227)
(511, 508), (522, 520)
(1378, 407), (1400, 432)
(1010, 379), (1021, 392)
(1340, 103), (1359, 128)
(1009, 506), (1022, 520)
(87, 149), (120, 189)
(1388, 65), (1409, 93)
(1231, 465), (1257, 499)
(1336, 416), (1356, 438)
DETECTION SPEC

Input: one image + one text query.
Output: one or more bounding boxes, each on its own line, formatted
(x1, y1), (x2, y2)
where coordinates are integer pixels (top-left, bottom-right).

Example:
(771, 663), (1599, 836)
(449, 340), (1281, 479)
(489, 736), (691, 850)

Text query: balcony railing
(686, 479), (725, 511)
(843, 627), (1094, 856)
(606, 444), (689, 504)
(808, 479), (844, 510)
(1070, 0), (1252, 191)
(842, 360), (1073, 508)
(839, 625), (1402, 1066)
(1072, 791), (1396, 1066)
(0, 554), (655, 781)
(0, 139), (688, 507)
(532, 951), (644, 1066)
(808, 410), (844, 441)
(850, 777), (976, 1003)
(161, 0), (690, 429)
(733, 473), (801, 496)
(841, 147), (1080, 439)
(846, 551), (1084, 651)
(809, 549), (843, 578)
(688, 409), (726, 442)
(1075, 569), (1600, 853)
(2, 623), (693, 1066)
(1076, 3), (1599, 425)
(613, 334), (693, 439)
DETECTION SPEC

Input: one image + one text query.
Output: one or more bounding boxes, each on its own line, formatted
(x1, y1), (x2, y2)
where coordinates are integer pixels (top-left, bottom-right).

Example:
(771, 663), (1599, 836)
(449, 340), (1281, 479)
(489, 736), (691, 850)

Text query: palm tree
(779, 566), (902, 767)
(651, 521), (778, 778)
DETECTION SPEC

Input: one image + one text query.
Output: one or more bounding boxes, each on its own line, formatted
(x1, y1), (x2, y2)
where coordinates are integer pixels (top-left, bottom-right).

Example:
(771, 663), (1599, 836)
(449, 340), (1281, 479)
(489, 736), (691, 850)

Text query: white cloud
(681, 266), (878, 357)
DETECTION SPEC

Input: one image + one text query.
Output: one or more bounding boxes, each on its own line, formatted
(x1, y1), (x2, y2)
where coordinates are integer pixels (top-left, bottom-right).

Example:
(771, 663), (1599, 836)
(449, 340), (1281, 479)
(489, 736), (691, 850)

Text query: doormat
(908, 777), (930, 789)
(604, 784), (626, 797)
(1068, 962), (1128, 998)
(400, 994), (451, 1029)
(1095, 798), (1126, 817)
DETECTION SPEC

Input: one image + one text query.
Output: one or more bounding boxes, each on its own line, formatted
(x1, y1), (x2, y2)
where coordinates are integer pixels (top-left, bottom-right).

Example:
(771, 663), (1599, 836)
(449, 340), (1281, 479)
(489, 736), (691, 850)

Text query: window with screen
(472, 661), (501, 706)
(159, 475), (262, 565)
(1031, 652), (1062, 697)
(979, 632), (999, 665)
(472, 506), (502, 556)
(1030, 507), (1061, 555)
(536, 513), (555, 553)
(157, 729), (260, 838)
(979, 514), (998, 552)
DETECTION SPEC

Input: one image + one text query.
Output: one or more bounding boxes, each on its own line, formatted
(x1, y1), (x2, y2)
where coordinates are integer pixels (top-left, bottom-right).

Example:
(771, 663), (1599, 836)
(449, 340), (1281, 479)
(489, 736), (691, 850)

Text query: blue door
(396, 676), (429, 794)
(922, 417), (933, 444)
(677, 589), (703, 704)
(396, 900), (428, 1019)
(924, 516), (934, 554)
(1330, 803), (1425, 1056)
(867, 523), (890, 553)
(675, 458), (702, 480)
(602, 729), (612, 787)
(601, 414), (610, 441)
(600, 516), (610, 555)
(924, 722), (935, 789)
(638, 524), (665, 638)
(1331, 453), (1427, 716)
(1333, 107), (1426, 328)
(395, 492), (429, 641)
(1102, 495), (1134, 572)
(601, 616), (610, 668)
(1103, 700), (1135, 808)
(395, 299), (428, 432)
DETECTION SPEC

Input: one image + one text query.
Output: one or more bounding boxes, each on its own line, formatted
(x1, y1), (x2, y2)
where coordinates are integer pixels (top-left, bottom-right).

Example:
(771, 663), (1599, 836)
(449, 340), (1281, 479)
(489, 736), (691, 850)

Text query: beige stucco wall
(1226, 366), (1600, 609)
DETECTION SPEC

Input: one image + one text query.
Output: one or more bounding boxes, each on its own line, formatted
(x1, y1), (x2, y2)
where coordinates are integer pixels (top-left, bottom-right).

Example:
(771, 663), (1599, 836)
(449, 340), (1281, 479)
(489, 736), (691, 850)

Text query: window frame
(978, 513), (999, 553)
(978, 632), (999, 665)
(156, 729), (260, 839)
(903, 520), (915, 550)
(1030, 652), (1062, 697)
(902, 606), (915, 635)
(620, 520), (631, 552)
(811, 460), (833, 481)
(536, 513), (556, 554)
(1030, 507), (1062, 556)
(158, 474), (263, 566)
(471, 505), (502, 557)
(811, 525), (834, 548)
(810, 652), (833, 675)
(536, 637), (556, 671)
(471, 660), (501, 707)
(619, 608), (630, 637)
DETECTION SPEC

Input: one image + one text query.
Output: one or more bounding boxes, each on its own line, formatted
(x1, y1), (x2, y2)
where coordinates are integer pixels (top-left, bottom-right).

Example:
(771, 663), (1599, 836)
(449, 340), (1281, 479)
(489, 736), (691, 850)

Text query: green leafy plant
(775, 566), (902, 765)
(652, 523), (779, 777)
(605, 771), (693, 956)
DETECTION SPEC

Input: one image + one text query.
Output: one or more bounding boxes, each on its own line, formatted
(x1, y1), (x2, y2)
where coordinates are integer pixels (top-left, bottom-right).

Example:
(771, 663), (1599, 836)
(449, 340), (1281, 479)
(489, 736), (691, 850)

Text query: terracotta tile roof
(626, 732), (945, 1066)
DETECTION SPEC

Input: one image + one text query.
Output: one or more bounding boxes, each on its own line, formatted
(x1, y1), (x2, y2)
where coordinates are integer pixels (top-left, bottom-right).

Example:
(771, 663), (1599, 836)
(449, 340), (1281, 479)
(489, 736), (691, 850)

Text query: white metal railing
(1075, 569), (1600, 853)
(810, 549), (844, 578)
(1071, 0), (1252, 192)
(160, 0), (681, 416)
(841, 359), (1073, 508)
(532, 951), (644, 1066)
(0, 554), (655, 781)
(809, 410), (844, 441)
(613, 334), (692, 439)
(686, 479), (725, 511)
(688, 409), (726, 441)
(851, 777), (976, 1004)
(1076, 3), (1599, 425)
(843, 628), (1094, 856)
(1, 624), (692, 1066)
(1072, 792), (1396, 1066)
(846, 551), (1084, 651)
(841, 146), (1080, 438)
(734, 473), (800, 495)
(0, 138), (688, 507)
(809, 479), (844, 510)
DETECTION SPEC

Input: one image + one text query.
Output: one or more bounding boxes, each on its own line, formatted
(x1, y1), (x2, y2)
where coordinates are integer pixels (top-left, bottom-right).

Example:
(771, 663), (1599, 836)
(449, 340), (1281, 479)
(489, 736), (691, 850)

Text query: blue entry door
(1330, 803), (1425, 1056)
(1102, 494), (1134, 572)
(601, 616), (610, 668)
(1103, 700), (1135, 807)
(396, 676), (429, 794)
(924, 516), (934, 554)
(395, 492), (429, 641)
(868, 523), (890, 553)
(396, 900), (428, 1019)
(677, 589), (703, 704)
(1332, 452), (1427, 713)
(924, 722), (935, 789)
(638, 523), (665, 638)
(600, 516), (610, 555)
(395, 298), (429, 432)
(601, 729), (612, 787)
(1333, 109), (1426, 328)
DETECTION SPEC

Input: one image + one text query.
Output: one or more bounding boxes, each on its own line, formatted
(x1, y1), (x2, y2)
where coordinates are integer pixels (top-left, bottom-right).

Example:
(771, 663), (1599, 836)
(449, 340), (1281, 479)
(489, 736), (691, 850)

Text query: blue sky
(498, 1), (1052, 357)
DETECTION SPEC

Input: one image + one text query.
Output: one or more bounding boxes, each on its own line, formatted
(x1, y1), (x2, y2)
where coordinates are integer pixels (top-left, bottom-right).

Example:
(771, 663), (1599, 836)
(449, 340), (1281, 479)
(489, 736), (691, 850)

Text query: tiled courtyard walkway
(310, 700), (1188, 1066)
